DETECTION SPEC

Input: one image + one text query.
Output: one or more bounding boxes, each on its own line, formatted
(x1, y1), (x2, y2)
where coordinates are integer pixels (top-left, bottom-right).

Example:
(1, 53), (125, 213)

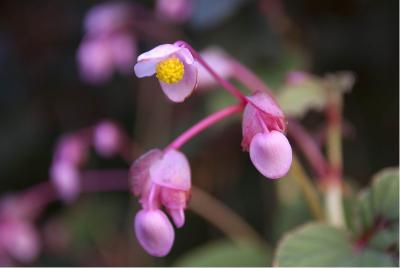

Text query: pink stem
(231, 60), (273, 94)
(287, 118), (329, 179)
(13, 170), (130, 219)
(174, 40), (246, 102)
(166, 104), (244, 150)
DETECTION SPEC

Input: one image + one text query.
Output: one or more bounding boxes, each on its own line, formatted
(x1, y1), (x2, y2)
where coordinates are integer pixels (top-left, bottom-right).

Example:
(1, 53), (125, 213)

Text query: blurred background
(0, 0), (398, 266)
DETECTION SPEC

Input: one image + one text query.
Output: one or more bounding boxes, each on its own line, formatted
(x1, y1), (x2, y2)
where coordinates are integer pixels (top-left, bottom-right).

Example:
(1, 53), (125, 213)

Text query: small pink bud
(54, 134), (88, 166)
(93, 120), (122, 158)
(50, 161), (80, 202)
(134, 209), (174, 257)
(249, 131), (292, 179)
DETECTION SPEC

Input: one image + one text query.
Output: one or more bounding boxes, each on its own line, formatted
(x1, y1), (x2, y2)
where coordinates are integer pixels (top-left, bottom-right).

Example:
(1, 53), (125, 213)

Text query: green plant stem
(189, 186), (267, 248)
(324, 89), (345, 227)
(289, 155), (324, 220)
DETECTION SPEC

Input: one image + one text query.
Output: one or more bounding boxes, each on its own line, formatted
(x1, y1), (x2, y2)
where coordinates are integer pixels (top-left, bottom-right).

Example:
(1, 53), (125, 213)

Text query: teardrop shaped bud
(134, 209), (174, 257)
(249, 131), (292, 179)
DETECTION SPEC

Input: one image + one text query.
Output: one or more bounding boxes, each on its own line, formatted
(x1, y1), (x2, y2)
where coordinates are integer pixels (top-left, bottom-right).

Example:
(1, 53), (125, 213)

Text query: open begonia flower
(134, 44), (198, 102)
(130, 148), (191, 256)
(242, 91), (292, 179)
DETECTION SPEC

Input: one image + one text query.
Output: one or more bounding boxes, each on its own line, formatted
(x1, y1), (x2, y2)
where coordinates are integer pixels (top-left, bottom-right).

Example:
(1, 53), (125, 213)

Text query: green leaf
(276, 80), (327, 117)
(274, 223), (396, 267)
(174, 240), (271, 267)
(370, 167), (399, 220)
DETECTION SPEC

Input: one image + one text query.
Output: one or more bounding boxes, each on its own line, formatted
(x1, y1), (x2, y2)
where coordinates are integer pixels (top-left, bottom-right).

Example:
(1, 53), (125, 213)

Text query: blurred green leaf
(174, 240), (271, 267)
(277, 80), (327, 117)
(274, 223), (396, 267)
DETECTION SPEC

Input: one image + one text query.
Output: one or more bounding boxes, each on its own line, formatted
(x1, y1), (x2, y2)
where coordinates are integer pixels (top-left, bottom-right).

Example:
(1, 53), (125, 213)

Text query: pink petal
(168, 209), (185, 228)
(241, 103), (264, 151)
(134, 209), (174, 257)
(249, 131), (292, 179)
(130, 149), (163, 197)
(50, 161), (80, 202)
(159, 60), (197, 102)
(156, 0), (193, 23)
(246, 91), (284, 119)
(150, 149), (191, 191)
(93, 120), (121, 157)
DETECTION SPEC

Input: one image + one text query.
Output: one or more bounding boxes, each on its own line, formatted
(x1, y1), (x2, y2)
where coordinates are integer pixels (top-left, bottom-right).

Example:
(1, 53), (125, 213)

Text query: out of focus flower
(0, 198), (41, 264)
(93, 120), (122, 158)
(0, 220), (40, 264)
(242, 91), (292, 179)
(156, 0), (193, 23)
(130, 149), (191, 256)
(134, 44), (198, 102)
(197, 47), (234, 89)
(284, 71), (313, 86)
(50, 161), (80, 202)
(77, 2), (137, 84)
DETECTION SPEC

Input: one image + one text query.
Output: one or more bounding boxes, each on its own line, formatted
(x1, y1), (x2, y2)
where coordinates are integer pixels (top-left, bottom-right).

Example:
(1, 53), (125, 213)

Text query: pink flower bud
(50, 161), (80, 202)
(54, 134), (88, 166)
(77, 39), (114, 85)
(93, 120), (122, 157)
(249, 131), (292, 179)
(134, 209), (174, 257)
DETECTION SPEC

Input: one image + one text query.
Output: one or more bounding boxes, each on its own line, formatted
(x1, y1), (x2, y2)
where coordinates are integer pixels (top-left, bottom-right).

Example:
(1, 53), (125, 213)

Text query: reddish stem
(175, 40), (246, 102)
(166, 104), (244, 150)
(353, 217), (388, 251)
(287, 118), (329, 179)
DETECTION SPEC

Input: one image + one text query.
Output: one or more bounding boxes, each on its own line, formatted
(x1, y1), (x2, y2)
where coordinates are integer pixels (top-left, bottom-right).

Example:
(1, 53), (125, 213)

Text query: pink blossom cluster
(50, 120), (126, 202)
(76, 2), (137, 84)
(132, 41), (292, 256)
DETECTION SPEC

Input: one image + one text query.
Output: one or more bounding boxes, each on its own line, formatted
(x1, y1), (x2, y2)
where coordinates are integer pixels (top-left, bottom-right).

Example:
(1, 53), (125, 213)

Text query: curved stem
(189, 186), (267, 247)
(231, 60), (273, 95)
(175, 40), (246, 102)
(287, 118), (329, 180)
(166, 104), (244, 150)
(289, 155), (324, 220)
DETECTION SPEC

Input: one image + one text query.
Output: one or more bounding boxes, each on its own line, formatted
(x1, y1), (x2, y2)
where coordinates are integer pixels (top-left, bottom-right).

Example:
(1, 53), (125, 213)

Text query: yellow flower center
(156, 56), (185, 84)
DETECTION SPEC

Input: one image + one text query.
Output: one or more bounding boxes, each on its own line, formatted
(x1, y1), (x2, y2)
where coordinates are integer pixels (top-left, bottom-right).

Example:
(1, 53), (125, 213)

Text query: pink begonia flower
(130, 149), (191, 256)
(242, 91), (292, 179)
(134, 44), (198, 102)
(156, 0), (193, 23)
(197, 47), (234, 89)
(93, 120), (122, 158)
(50, 161), (80, 202)
(0, 219), (40, 264)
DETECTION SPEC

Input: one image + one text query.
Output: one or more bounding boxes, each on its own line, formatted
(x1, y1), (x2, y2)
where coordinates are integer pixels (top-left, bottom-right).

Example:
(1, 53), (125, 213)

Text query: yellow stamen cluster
(156, 56), (185, 84)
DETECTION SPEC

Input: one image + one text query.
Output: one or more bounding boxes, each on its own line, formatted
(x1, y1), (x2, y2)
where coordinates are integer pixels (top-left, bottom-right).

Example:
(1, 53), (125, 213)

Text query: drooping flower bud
(134, 209), (174, 257)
